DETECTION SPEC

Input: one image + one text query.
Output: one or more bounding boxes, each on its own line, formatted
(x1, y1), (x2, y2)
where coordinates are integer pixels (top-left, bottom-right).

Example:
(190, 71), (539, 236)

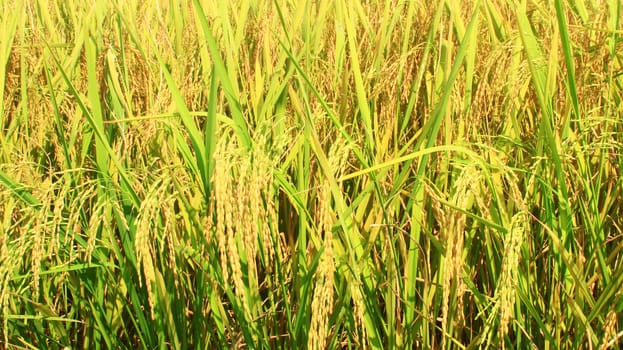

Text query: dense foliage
(0, 0), (622, 348)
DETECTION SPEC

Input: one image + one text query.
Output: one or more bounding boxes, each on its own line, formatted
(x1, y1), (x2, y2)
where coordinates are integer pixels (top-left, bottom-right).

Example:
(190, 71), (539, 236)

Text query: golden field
(0, 0), (622, 348)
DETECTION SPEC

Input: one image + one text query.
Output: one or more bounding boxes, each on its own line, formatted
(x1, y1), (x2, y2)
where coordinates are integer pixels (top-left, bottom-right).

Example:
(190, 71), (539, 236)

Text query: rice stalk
(307, 182), (335, 350)
(134, 201), (158, 319)
(440, 164), (482, 348)
(214, 151), (232, 287)
(497, 211), (528, 346)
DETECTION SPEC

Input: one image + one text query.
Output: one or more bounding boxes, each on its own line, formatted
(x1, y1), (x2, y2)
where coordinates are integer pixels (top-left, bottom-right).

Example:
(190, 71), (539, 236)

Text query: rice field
(0, 0), (622, 348)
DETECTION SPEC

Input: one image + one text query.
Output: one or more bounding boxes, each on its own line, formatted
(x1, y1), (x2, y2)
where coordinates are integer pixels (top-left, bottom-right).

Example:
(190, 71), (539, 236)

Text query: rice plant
(0, 0), (622, 349)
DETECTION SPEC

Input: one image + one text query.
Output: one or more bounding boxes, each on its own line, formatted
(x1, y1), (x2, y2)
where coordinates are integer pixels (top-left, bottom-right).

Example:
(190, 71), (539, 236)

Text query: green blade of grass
(192, 0), (252, 151)
(405, 3), (481, 341)
(0, 169), (42, 210)
(516, 1), (574, 272)
(147, 33), (208, 200)
(341, 0), (374, 154)
(205, 65), (218, 200)
(43, 41), (140, 209)
(554, 0), (581, 136)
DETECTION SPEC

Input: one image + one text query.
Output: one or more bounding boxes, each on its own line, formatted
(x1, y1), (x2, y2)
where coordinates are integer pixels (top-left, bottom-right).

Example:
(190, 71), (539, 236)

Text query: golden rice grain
(86, 202), (105, 265)
(263, 199), (278, 269)
(497, 211), (527, 344)
(162, 193), (179, 287)
(47, 186), (65, 260)
(228, 228), (250, 318)
(351, 280), (368, 349)
(214, 157), (231, 285)
(31, 189), (52, 300)
(238, 161), (258, 288)
(599, 309), (618, 350)
(217, 150), (249, 319)
(308, 184), (335, 350)
(135, 181), (168, 320)
(440, 164), (482, 347)
(0, 195), (13, 344)
(212, 129), (286, 325)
